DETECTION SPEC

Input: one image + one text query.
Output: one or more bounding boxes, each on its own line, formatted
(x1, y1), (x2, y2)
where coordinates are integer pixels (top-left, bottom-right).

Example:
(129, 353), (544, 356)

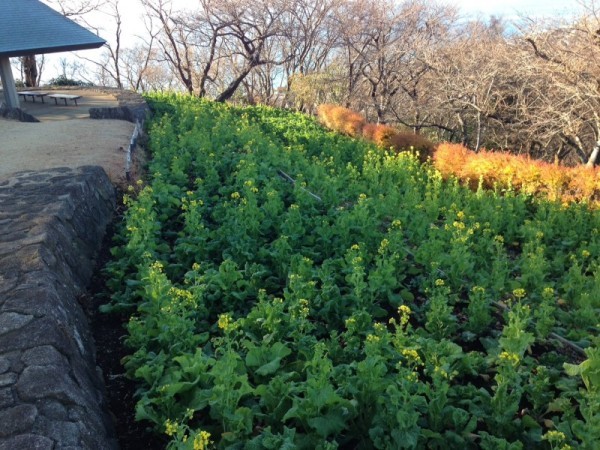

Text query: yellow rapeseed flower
(398, 305), (411, 328)
(499, 351), (520, 366)
(193, 430), (212, 450)
(542, 430), (567, 443)
(433, 366), (448, 379)
(402, 348), (423, 365)
(378, 239), (390, 254)
(398, 305), (411, 315)
(373, 322), (386, 333)
(366, 334), (380, 343)
(542, 287), (554, 299)
(150, 261), (164, 272)
(513, 288), (526, 299)
(218, 313), (233, 331)
(164, 419), (178, 437)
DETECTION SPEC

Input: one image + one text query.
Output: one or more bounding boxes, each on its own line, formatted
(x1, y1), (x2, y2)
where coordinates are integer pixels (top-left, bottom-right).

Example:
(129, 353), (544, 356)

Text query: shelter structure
(0, 0), (105, 108)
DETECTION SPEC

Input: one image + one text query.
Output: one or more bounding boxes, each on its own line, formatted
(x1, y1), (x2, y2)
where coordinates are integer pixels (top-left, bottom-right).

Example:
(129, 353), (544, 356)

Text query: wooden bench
(18, 91), (49, 103)
(48, 94), (82, 106)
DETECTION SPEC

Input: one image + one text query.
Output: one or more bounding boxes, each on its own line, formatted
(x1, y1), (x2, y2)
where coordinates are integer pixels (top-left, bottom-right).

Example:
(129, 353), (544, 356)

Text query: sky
(16, 0), (586, 85)
(449, 0), (580, 19)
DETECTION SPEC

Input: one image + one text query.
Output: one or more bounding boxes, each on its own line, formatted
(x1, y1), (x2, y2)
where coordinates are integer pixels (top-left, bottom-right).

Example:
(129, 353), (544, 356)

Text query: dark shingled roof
(0, 0), (106, 57)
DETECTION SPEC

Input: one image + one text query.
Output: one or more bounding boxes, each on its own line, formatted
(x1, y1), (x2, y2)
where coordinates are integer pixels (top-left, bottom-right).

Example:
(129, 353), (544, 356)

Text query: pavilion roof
(0, 0), (105, 58)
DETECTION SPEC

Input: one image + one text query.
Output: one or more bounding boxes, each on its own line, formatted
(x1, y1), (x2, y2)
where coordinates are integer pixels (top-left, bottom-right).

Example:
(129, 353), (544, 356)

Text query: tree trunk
(215, 65), (254, 103)
(586, 140), (600, 167)
(475, 111), (482, 152)
(23, 55), (38, 87)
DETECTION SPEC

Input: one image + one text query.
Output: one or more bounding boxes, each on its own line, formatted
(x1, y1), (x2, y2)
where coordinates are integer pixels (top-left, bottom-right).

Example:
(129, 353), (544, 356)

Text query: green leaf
(307, 411), (347, 437)
(246, 342), (292, 376)
(186, 388), (212, 411)
(257, 358), (285, 376)
(400, 289), (415, 302)
(521, 414), (541, 430)
(564, 347), (600, 390)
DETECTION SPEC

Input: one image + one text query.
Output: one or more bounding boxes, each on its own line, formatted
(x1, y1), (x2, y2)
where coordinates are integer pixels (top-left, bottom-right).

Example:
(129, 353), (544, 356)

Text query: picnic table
(48, 94), (82, 106)
(18, 91), (49, 103)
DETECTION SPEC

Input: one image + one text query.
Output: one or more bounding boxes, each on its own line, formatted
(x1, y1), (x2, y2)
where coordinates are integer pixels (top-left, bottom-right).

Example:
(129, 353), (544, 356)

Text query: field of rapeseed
(104, 94), (599, 449)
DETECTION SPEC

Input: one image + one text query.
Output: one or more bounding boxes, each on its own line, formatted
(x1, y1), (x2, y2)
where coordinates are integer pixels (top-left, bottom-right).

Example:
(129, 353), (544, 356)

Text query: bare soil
(0, 89), (135, 187)
(83, 215), (168, 450)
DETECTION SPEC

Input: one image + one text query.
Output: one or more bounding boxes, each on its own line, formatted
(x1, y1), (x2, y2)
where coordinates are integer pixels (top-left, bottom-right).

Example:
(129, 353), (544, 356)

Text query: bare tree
(74, 0), (124, 88)
(143, 0), (300, 101)
(45, 0), (101, 16)
(283, 0), (339, 85)
(516, 9), (600, 165)
(210, 0), (296, 102)
(142, 0), (198, 94)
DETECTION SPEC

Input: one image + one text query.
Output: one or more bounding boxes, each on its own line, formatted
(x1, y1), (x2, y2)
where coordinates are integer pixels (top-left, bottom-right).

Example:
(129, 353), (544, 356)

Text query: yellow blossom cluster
(218, 313), (235, 332)
(402, 348), (423, 366)
(164, 418), (178, 437)
(433, 366), (449, 379)
(398, 305), (411, 328)
(294, 299), (310, 318)
(193, 430), (212, 450)
(542, 430), (572, 450)
(499, 351), (520, 366)
(542, 287), (554, 299)
(378, 238), (390, 255)
(471, 286), (485, 294)
(366, 334), (380, 343)
(512, 288), (526, 299)
(150, 261), (164, 272)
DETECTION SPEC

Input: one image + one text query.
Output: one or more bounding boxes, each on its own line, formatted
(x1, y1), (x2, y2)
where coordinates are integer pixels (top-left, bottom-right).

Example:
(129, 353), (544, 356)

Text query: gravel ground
(0, 89), (136, 187)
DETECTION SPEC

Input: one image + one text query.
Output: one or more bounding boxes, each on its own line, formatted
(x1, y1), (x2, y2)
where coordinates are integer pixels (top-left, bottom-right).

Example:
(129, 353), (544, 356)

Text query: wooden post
(0, 57), (20, 108)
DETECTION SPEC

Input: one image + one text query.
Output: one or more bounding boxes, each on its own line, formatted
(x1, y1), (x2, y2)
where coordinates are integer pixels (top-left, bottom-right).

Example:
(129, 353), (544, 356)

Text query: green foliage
(103, 93), (600, 449)
(47, 74), (92, 87)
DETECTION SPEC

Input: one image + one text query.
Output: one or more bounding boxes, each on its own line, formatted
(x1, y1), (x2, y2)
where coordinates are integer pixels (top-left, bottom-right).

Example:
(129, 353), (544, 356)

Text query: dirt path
(0, 119), (134, 185)
(0, 89), (136, 187)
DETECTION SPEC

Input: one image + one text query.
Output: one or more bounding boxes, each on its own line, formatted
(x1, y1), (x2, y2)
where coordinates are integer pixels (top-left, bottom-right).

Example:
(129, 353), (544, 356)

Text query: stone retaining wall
(89, 89), (149, 124)
(0, 166), (118, 449)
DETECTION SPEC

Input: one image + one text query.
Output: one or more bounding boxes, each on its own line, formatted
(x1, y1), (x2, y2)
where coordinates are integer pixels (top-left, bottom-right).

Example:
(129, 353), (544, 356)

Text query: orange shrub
(388, 132), (436, 162)
(317, 104), (336, 129)
(317, 104), (365, 137)
(318, 105), (600, 205)
(371, 124), (398, 146)
(317, 104), (434, 161)
(565, 166), (600, 202)
(343, 112), (366, 137)
(362, 123), (378, 141)
(433, 143), (470, 180)
(433, 143), (600, 205)
(329, 106), (351, 131)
